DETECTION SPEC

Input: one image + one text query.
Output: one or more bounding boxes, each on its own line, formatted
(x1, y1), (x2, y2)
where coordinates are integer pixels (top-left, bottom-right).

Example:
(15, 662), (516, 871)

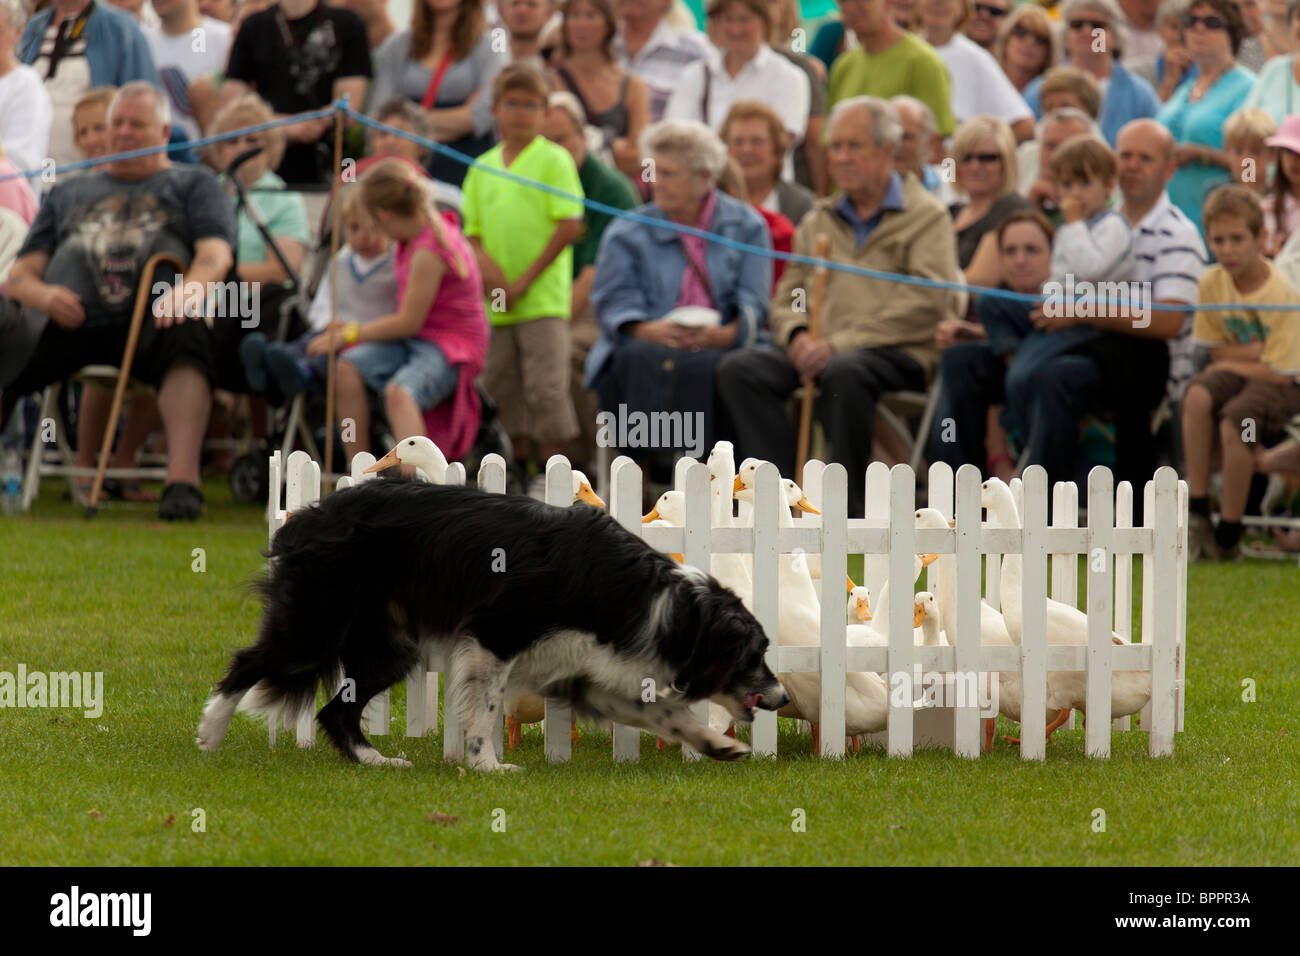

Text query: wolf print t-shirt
(18, 164), (237, 325)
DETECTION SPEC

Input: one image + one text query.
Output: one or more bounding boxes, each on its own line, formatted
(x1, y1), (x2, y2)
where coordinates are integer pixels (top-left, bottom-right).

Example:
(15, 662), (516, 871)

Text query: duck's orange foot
(656, 737), (667, 751)
(984, 718), (996, 753)
(811, 723), (820, 754)
(507, 717), (522, 751)
(724, 725), (736, 739)
(570, 715), (580, 744)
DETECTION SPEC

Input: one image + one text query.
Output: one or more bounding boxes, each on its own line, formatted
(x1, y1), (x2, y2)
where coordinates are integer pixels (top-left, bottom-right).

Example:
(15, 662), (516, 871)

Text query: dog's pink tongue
(745, 692), (763, 709)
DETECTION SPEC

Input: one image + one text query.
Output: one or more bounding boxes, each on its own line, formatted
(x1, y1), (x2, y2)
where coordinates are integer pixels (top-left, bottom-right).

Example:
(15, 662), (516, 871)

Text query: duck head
(365, 436), (448, 482)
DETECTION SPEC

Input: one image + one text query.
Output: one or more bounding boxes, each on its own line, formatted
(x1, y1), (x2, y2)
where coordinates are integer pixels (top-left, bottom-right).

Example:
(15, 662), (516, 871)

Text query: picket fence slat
(262, 449), (1185, 763)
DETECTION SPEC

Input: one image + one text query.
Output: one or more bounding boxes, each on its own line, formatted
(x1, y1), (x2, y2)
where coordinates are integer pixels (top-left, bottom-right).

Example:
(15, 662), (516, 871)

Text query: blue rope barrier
(2, 96), (1297, 314)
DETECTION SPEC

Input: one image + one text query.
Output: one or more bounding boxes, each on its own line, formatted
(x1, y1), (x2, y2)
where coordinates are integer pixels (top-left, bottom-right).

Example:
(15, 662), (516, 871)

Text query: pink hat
(1265, 114), (1300, 155)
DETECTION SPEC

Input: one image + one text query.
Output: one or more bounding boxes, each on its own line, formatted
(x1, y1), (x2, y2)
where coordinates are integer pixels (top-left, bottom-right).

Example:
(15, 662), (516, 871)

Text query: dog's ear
(678, 590), (757, 700)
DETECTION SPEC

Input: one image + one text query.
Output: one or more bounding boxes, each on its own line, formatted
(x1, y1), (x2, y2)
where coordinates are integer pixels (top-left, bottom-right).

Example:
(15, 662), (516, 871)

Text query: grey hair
(1061, 0), (1127, 57)
(0, 0), (28, 31)
(109, 81), (171, 128)
(828, 95), (903, 150)
(1040, 106), (1102, 143)
(547, 91), (587, 133)
(891, 94), (936, 140)
(640, 119), (729, 181)
(1156, 0), (1189, 29)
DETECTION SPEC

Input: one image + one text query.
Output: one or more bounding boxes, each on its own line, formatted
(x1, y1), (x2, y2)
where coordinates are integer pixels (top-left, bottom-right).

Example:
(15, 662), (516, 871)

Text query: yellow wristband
(343, 322), (360, 344)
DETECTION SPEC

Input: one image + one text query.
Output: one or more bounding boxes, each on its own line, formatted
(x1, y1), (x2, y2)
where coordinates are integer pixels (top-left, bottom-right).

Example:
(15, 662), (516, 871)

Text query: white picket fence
(264, 450), (1187, 761)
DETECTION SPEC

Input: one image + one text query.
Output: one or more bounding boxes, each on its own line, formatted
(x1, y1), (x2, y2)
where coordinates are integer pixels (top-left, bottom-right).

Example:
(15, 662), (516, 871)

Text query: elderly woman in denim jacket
(586, 119), (771, 465)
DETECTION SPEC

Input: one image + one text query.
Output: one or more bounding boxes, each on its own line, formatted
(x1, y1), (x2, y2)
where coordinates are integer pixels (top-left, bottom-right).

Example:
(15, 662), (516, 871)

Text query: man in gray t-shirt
(1, 83), (237, 520)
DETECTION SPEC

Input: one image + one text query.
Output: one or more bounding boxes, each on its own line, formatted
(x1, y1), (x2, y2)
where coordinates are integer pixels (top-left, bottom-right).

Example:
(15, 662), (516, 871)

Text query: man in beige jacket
(717, 95), (962, 517)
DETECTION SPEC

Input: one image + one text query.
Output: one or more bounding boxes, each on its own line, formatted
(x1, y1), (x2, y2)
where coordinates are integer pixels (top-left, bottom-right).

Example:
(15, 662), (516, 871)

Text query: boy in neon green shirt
(462, 63), (585, 479)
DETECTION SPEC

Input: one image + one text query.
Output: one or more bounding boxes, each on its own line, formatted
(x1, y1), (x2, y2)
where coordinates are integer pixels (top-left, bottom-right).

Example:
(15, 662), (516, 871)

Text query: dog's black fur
(197, 480), (787, 768)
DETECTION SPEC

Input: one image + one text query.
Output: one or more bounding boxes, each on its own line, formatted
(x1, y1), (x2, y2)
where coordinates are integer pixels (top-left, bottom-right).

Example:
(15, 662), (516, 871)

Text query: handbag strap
(699, 63), (711, 125)
(421, 52), (455, 110)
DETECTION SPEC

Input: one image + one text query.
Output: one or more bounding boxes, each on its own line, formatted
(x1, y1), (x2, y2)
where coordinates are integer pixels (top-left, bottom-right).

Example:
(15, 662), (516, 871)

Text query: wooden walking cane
(86, 252), (189, 517)
(323, 103), (346, 484)
(795, 234), (832, 480)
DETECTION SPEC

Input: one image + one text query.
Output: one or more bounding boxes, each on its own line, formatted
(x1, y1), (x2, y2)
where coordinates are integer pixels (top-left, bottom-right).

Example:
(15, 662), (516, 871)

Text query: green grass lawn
(1, 479), (1297, 866)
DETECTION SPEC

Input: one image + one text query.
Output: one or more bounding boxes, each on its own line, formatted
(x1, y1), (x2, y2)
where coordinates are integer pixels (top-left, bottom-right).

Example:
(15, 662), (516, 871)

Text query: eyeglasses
(961, 152), (1003, 164)
(1068, 18), (1109, 31)
(1010, 23), (1050, 45)
(1184, 13), (1226, 29)
(973, 2), (1008, 17)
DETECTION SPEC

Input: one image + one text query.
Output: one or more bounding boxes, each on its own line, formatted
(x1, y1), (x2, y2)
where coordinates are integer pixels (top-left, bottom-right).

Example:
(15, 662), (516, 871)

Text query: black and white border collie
(197, 480), (788, 769)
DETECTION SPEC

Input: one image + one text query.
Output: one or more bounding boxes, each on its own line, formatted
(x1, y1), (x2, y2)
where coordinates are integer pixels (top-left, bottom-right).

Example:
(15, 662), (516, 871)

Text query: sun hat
(1265, 114), (1300, 155)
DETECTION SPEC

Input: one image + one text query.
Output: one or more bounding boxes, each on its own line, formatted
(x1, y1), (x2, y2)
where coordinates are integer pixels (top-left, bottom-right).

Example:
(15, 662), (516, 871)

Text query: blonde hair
(951, 115), (1020, 197)
(1223, 108), (1278, 150)
(208, 93), (285, 172)
(358, 159), (468, 278)
(1039, 66), (1102, 120)
(994, 6), (1059, 81)
(73, 87), (118, 121)
(1050, 133), (1118, 186)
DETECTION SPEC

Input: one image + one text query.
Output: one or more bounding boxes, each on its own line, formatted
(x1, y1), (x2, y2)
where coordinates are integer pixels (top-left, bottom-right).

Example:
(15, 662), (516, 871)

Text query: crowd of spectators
(0, 0), (1297, 559)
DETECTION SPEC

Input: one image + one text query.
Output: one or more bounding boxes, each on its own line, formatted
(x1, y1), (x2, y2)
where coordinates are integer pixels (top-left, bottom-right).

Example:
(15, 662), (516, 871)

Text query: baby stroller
(224, 148), (512, 502)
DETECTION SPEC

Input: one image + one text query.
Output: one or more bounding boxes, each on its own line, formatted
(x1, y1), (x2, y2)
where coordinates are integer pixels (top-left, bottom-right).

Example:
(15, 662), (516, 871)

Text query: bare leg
(986, 405), (1015, 481)
(1181, 384), (1215, 498)
(1256, 438), (1300, 475)
(335, 360), (370, 462)
(1219, 416), (1253, 522)
(383, 382), (425, 444)
(111, 395), (161, 469)
(156, 364), (211, 487)
(76, 386), (113, 472)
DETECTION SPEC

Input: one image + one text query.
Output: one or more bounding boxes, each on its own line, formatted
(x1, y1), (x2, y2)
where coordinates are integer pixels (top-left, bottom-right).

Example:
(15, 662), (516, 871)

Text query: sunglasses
(1010, 23), (1050, 44)
(973, 2), (1008, 16)
(1184, 13), (1226, 29)
(961, 152), (1003, 164)
(1068, 17), (1109, 31)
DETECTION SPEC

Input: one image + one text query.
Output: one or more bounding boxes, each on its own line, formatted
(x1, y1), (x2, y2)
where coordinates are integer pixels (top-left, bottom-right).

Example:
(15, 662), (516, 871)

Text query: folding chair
(21, 366), (166, 510)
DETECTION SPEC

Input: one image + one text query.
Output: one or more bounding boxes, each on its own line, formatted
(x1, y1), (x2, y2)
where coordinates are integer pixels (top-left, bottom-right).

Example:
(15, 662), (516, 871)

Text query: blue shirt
(834, 171), (905, 250)
(1157, 65), (1257, 234)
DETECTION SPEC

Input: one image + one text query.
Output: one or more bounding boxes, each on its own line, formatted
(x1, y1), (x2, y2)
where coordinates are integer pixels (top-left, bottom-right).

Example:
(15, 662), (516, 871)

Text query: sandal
(158, 482), (205, 521)
(102, 477), (157, 503)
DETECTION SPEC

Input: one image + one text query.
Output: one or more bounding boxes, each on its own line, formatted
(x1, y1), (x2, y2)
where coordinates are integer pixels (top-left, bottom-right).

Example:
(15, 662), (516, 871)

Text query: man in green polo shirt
(828, 0), (957, 138)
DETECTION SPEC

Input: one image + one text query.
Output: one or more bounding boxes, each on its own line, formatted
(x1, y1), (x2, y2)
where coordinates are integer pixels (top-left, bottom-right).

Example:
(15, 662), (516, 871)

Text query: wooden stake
(323, 104), (346, 484)
(86, 252), (189, 517)
(795, 234), (832, 479)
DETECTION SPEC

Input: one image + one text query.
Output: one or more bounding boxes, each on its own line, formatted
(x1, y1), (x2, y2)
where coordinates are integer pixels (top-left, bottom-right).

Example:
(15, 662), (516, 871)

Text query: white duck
(735, 475), (890, 750)
(980, 479), (1151, 739)
(913, 506), (1047, 750)
(367, 436), (606, 508)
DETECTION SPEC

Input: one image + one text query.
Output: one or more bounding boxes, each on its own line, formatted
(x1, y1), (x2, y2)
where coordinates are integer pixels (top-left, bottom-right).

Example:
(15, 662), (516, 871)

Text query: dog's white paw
(357, 746), (412, 768)
(702, 736), (751, 761)
(471, 760), (521, 772)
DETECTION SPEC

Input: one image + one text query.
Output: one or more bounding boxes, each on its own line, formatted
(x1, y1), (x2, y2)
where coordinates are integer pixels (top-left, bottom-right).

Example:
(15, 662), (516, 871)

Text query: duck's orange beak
(364, 447), (401, 473)
(576, 481), (606, 509)
(858, 597), (871, 622)
(846, 575), (856, 595)
(670, 553), (685, 564)
(795, 496), (820, 515)
(642, 507), (661, 524)
(948, 520), (956, 529)
(732, 475), (744, 493)
(913, 603), (925, 628)
(921, 553), (939, 567)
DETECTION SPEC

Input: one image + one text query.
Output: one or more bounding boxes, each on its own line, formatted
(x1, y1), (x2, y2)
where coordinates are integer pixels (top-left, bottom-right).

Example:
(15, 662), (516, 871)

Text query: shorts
(340, 338), (458, 410)
(483, 316), (579, 443)
(4, 311), (217, 403)
(1187, 368), (1300, 440)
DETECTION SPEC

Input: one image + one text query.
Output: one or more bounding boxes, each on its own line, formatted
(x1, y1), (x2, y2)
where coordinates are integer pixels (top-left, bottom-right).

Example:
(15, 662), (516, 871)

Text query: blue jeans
(341, 338), (458, 410)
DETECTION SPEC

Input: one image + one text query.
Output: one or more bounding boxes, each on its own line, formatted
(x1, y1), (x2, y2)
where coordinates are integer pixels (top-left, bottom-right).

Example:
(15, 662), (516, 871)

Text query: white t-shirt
(0, 66), (54, 176)
(933, 33), (1032, 128)
(145, 17), (233, 142)
(31, 17), (92, 174)
(663, 44), (811, 180)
